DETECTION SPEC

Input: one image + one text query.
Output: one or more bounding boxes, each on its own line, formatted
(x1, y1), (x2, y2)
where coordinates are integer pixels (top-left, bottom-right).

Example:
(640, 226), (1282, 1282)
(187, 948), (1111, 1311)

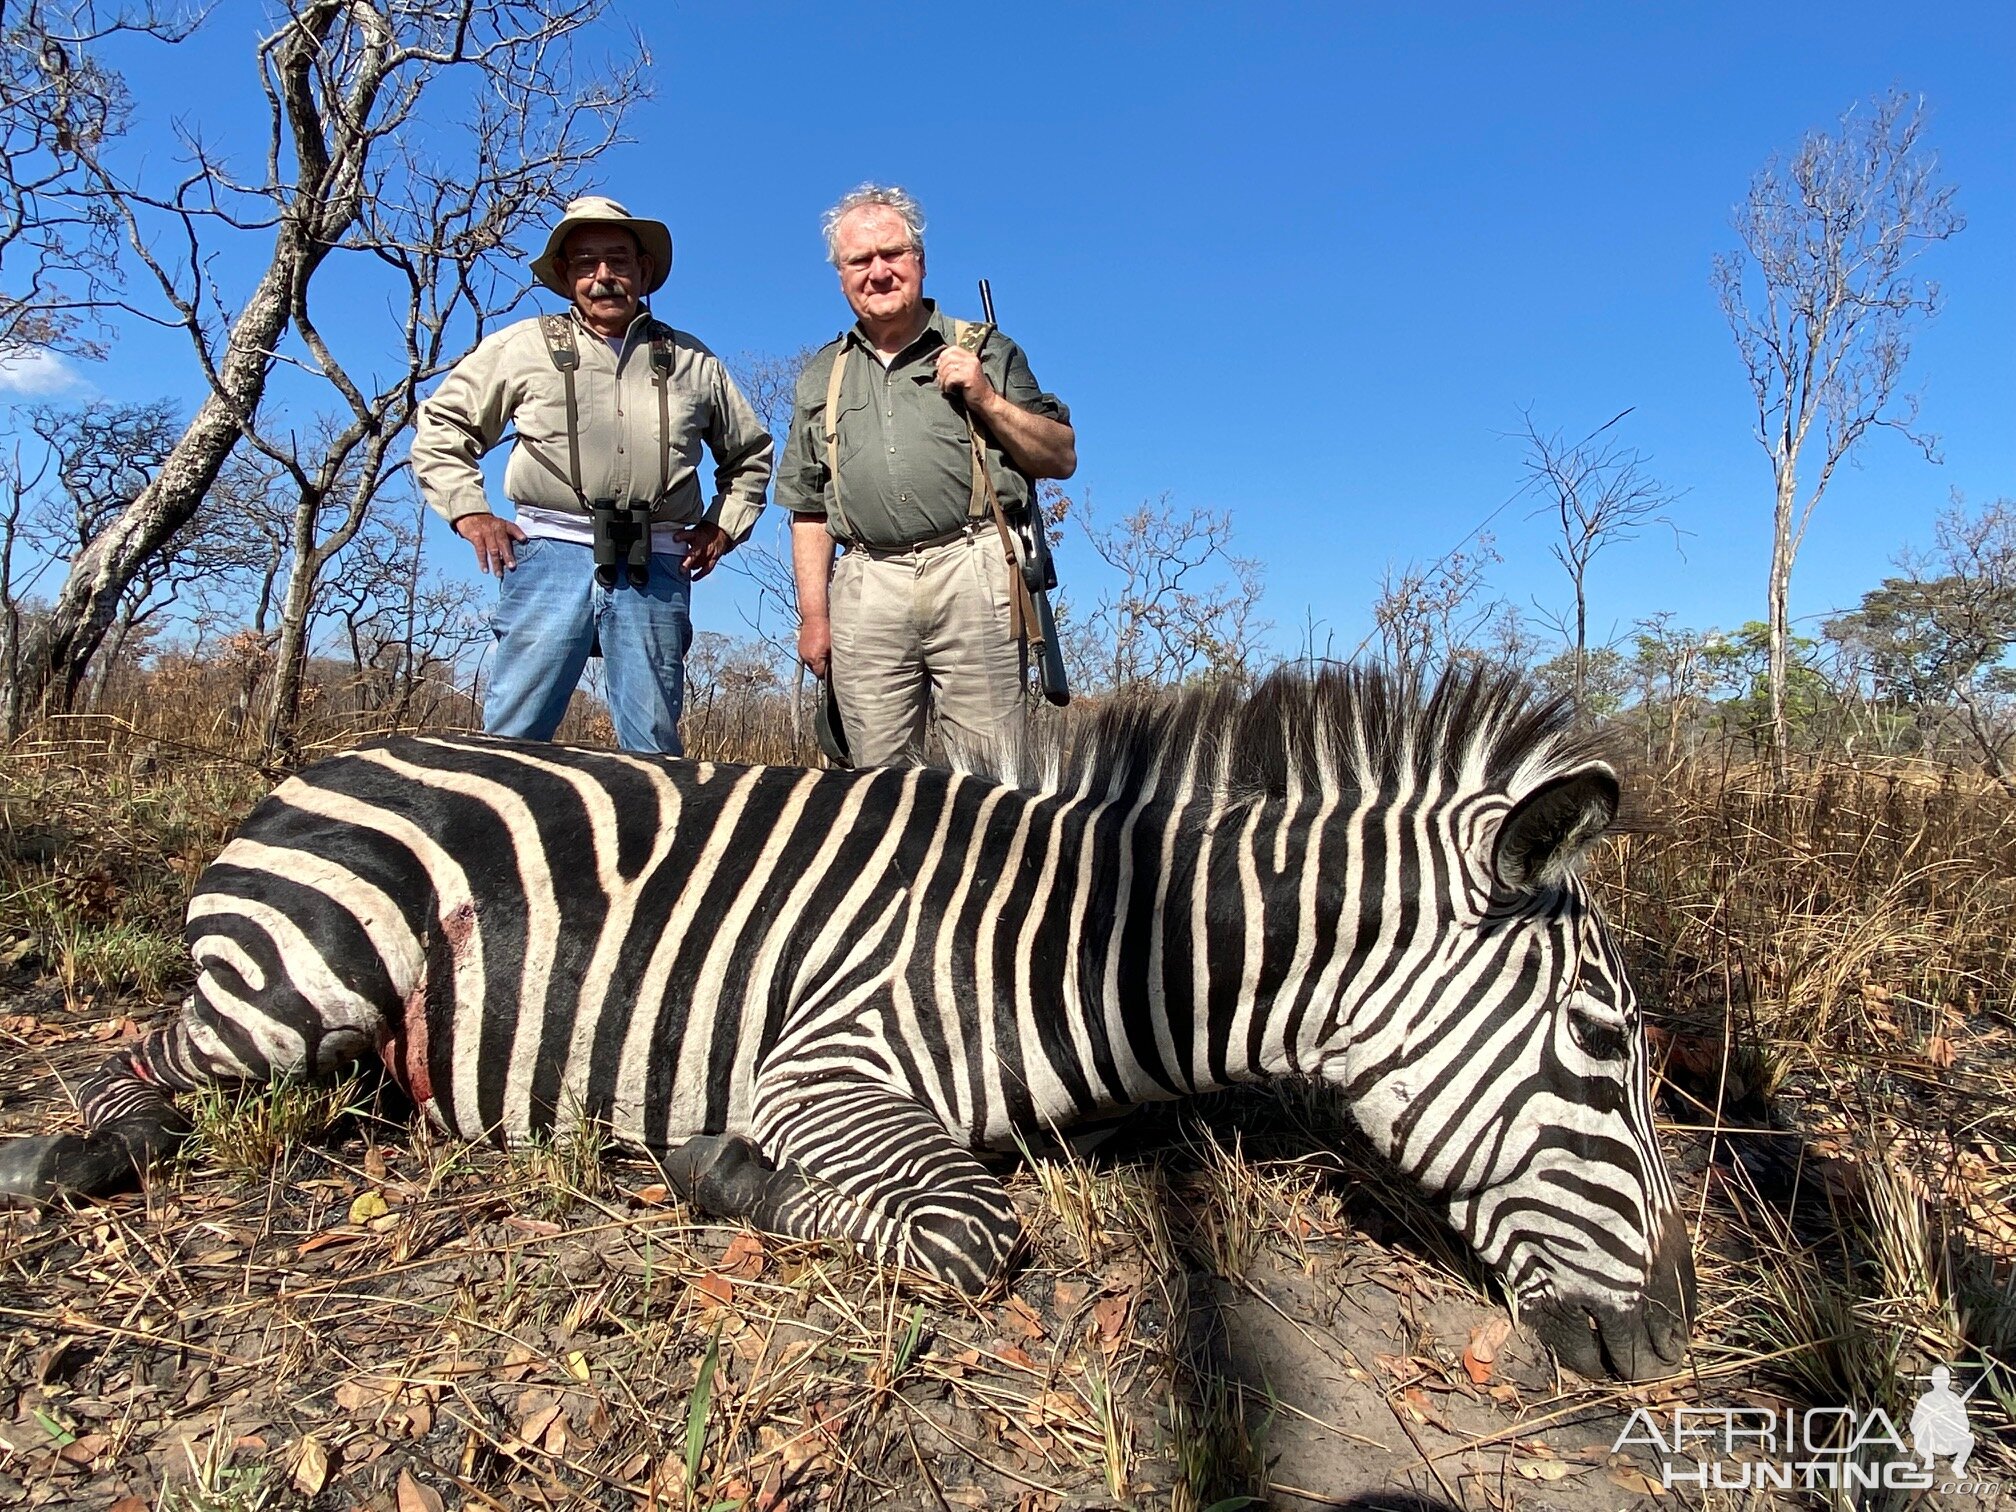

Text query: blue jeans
(484, 536), (692, 755)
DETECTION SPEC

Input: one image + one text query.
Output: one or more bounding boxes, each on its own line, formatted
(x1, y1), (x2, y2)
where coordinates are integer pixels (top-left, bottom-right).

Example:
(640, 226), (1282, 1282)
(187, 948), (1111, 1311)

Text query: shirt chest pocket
(830, 390), (878, 470)
(650, 384), (704, 459)
(908, 369), (973, 449)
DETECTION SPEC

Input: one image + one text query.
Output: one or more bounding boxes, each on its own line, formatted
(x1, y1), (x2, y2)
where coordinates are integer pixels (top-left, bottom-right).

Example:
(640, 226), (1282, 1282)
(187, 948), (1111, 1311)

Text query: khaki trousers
(829, 528), (1026, 767)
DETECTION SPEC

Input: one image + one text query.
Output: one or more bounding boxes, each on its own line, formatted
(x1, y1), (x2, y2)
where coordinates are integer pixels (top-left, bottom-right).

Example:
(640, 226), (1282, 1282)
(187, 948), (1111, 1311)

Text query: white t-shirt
(514, 503), (690, 556)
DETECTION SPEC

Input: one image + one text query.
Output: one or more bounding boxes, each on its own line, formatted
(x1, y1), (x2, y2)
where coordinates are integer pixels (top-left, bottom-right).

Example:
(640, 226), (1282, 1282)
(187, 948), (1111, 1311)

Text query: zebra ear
(1492, 765), (1620, 896)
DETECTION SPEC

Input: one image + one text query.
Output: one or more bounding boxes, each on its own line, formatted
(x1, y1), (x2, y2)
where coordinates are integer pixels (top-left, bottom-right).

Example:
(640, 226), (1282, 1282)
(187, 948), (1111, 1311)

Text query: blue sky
(16, 1), (2015, 667)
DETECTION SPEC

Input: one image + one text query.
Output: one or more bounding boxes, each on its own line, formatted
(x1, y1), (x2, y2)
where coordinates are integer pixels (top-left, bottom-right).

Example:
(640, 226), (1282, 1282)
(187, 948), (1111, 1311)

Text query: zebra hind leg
(662, 1084), (1022, 1294)
(0, 987), (365, 1206)
(0, 1023), (202, 1205)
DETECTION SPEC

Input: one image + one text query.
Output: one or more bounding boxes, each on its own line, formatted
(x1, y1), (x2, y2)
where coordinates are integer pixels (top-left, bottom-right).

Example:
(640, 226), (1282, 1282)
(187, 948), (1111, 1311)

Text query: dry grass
(1, 713), (2014, 1507)
(1602, 750), (2016, 1491)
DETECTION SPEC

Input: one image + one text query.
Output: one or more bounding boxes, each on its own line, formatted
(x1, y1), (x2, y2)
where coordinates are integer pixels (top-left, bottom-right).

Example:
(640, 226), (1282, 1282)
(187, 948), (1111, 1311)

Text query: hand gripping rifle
(977, 279), (1070, 707)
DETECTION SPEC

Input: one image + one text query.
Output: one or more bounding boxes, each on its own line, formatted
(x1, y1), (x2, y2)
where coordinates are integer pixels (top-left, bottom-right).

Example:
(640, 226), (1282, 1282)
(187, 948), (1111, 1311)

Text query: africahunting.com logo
(1611, 1368), (2000, 1496)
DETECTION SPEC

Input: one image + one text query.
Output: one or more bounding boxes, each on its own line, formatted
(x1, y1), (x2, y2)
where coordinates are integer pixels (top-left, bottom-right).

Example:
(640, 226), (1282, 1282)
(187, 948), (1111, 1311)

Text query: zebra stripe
(0, 666), (1695, 1380)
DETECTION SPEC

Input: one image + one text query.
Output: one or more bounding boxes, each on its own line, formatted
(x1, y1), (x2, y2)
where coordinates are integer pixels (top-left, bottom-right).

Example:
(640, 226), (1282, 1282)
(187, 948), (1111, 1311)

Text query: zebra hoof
(0, 1134), (137, 1206)
(657, 1134), (773, 1219)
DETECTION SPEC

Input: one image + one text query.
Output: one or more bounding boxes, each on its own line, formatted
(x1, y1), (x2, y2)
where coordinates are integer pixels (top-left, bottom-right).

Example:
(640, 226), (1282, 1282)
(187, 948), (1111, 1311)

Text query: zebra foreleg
(662, 1085), (1022, 1293)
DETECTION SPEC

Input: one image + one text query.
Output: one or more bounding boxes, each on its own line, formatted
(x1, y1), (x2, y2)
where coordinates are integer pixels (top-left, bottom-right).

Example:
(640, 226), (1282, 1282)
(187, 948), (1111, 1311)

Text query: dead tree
(1074, 491), (1268, 694)
(1518, 406), (1679, 714)
(1714, 90), (1962, 771)
(3, 0), (635, 722)
(1370, 534), (1503, 682)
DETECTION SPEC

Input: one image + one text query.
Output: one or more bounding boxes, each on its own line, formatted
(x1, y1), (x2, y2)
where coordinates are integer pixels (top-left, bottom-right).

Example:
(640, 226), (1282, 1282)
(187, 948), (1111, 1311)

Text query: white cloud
(0, 348), (83, 396)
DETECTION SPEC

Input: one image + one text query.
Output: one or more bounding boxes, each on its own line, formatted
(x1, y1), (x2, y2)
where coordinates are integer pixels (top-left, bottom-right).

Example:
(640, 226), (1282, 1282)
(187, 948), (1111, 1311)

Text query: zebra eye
(1565, 997), (1630, 1060)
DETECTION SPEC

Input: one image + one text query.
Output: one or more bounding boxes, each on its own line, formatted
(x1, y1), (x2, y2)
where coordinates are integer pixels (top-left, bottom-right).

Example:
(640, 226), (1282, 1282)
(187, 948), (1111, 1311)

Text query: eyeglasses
(568, 252), (638, 278)
(838, 244), (919, 272)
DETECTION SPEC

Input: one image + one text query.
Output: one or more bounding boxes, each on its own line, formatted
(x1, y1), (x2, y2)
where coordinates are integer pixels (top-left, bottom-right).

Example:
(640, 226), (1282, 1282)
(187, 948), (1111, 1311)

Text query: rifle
(977, 279), (1070, 707)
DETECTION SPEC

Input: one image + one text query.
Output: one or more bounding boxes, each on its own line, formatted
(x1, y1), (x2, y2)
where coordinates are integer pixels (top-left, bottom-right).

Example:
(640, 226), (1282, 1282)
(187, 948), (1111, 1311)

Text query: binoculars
(591, 500), (654, 589)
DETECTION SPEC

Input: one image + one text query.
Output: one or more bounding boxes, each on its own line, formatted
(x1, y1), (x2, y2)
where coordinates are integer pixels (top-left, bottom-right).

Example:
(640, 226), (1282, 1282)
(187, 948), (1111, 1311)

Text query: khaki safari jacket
(413, 308), (774, 543)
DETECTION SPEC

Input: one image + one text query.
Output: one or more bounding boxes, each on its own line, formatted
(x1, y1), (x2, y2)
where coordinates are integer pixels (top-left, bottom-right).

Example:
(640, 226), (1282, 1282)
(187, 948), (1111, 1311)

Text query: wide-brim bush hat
(531, 196), (674, 297)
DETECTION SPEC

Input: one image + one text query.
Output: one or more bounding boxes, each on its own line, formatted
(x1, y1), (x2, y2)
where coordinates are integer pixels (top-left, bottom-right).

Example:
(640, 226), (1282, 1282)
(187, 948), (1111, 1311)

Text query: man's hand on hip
(676, 521), (729, 580)
(455, 513), (526, 577)
(934, 347), (996, 410)
(798, 615), (831, 680)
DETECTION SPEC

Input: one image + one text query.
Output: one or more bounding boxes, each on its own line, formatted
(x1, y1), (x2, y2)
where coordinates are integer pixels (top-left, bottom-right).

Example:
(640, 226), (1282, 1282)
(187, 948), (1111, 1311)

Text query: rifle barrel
(978, 278), (996, 327)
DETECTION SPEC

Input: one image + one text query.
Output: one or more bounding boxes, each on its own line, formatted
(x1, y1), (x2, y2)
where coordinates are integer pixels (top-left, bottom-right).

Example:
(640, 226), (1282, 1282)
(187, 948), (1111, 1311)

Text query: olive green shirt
(777, 301), (1069, 548)
(412, 308), (774, 543)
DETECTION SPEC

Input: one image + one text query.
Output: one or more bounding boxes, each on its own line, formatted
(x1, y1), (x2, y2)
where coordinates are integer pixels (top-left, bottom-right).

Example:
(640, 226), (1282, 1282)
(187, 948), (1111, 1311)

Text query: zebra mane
(960, 663), (1619, 808)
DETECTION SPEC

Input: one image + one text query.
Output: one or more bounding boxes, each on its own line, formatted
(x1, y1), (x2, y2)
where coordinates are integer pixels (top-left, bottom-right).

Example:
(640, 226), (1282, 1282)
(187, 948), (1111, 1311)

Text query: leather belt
(846, 519), (991, 560)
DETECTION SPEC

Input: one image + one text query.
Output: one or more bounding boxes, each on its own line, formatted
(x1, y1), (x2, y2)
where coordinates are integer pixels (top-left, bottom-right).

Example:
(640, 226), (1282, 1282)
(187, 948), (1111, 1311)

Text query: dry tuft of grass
(181, 1074), (370, 1179)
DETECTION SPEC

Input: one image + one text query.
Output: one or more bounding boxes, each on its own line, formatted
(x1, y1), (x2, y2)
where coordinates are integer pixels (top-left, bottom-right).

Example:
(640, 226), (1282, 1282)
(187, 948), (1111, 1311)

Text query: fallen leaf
(634, 1183), (670, 1206)
(333, 1378), (396, 1413)
(720, 1230), (766, 1278)
(997, 1344), (1038, 1370)
(364, 1144), (388, 1181)
(108, 1500), (149, 1512)
(1925, 1035), (1956, 1069)
(1002, 1296), (1047, 1340)
(293, 1435), (331, 1497)
(1515, 1458), (1572, 1482)
(565, 1349), (591, 1382)
(541, 1411), (571, 1455)
(57, 1430), (108, 1464)
(1398, 1386), (1449, 1431)
(692, 1270), (734, 1308)
(1608, 1465), (1665, 1496)
(1091, 1292), (1132, 1351)
(296, 1228), (367, 1255)
(395, 1468), (446, 1512)
(1463, 1315), (1513, 1384)
(517, 1398), (563, 1447)
(1025, 1389), (1090, 1428)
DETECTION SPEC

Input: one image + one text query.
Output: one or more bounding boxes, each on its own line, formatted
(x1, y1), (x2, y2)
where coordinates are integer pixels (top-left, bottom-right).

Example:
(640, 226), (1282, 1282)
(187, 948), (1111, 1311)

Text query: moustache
(588, 280), (624, 300)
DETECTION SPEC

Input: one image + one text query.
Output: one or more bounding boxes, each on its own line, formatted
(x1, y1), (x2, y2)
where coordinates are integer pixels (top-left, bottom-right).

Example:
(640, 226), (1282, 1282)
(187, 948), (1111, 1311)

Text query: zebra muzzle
(1529, 1212), (1696, 1381)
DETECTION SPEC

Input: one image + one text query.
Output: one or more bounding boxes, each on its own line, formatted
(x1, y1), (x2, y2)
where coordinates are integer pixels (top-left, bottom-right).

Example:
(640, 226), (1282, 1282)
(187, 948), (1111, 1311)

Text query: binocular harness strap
(518, 314), (685, 588)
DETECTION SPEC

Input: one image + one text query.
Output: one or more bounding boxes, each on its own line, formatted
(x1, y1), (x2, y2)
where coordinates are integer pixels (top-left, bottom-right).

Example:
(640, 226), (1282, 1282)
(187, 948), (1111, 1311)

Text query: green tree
(1825, 498), (2016, 787)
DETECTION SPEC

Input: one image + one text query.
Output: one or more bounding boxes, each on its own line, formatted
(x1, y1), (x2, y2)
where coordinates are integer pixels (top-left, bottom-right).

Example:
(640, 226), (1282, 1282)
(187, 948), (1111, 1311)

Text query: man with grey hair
(779, 184), (1075, 766)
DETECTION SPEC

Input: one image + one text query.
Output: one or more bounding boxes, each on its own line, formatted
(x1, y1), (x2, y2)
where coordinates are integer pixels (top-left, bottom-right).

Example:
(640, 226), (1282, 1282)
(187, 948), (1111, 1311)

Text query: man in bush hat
(413, 195), (773, 754)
